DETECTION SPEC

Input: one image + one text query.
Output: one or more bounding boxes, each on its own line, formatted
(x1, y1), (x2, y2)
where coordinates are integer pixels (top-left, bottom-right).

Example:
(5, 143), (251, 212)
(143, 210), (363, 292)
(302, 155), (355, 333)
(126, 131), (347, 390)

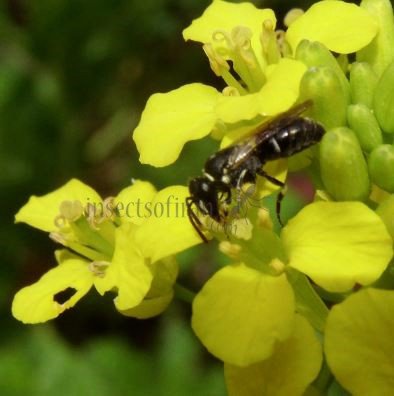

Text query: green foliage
(0, 317), (224, 396)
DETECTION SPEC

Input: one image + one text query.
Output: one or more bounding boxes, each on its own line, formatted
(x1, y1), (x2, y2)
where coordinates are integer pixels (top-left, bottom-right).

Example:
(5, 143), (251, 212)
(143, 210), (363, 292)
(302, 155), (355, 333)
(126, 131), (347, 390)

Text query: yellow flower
(282, 201), (393, 292)
(325, 288), (394, 394)
(191, 201), (392, 366)
(12, 179), (199, 323)
(133, 0), (377, 169)
(225, 315), (322, 396)
(192, 263), (296, 367)
(286, 1), (378, 54)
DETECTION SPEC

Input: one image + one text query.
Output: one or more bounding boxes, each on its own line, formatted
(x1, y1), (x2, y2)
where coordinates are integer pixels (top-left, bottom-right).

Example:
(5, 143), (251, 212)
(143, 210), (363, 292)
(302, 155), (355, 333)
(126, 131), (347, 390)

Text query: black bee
(186, 100), (325, 242)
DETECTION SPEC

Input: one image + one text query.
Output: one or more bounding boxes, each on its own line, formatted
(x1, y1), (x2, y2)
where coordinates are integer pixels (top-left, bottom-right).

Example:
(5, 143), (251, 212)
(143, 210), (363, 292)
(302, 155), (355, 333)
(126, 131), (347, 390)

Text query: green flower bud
(374, 60), (394, 133)
(299, 66), (348, 129)
(347, 104), (383, 152)
(320, 127), (370, 201)
(376, 195), (394, 239)
(368, 144), (394, 192)
(296, 40), (350, 102)
(349, 62), (378, 108)
(358, 0), (394, 76)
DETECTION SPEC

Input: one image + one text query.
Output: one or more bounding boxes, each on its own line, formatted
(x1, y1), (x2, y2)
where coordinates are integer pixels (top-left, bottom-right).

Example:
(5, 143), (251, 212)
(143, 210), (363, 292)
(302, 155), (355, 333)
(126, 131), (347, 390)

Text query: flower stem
(174, 283), (196, 304)
(313, 359), (333, 393)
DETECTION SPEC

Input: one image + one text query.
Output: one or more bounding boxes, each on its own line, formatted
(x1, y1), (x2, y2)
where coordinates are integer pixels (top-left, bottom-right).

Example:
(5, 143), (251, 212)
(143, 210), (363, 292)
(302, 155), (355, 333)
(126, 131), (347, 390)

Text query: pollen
(89, 261), (110, 278)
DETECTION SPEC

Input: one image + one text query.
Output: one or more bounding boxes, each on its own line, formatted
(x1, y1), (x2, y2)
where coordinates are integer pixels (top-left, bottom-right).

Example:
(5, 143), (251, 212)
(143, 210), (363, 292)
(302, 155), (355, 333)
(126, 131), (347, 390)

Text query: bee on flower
(13, 0), (394, 394)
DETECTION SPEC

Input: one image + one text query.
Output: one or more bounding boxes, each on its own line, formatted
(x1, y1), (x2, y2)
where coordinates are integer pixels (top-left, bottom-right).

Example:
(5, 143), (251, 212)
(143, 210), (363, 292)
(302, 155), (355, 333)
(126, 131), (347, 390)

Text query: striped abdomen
(256, 117), (325, 161)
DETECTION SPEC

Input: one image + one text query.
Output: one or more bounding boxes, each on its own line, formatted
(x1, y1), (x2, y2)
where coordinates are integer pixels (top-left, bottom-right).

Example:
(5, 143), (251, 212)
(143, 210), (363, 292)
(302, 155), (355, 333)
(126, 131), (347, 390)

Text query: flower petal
(120, 256), (178, 319)
(94, 223), (153, 311)
(286, 1), (378, 54)
(115, 180), (157, 225)
(133, 83), (220, 167)
(15, 179), (101, 232)
(325, 288), (394, 394)
(216, 59), (306, 123)
(12, 258), (93, 324)
(119, 291), (174, 319)
(282, 202), (393, 292)
(134, 186), (202, 263)
(225, 315), (322, 396)
(183, 0), (275, 69)
(192, 263), (295, 366)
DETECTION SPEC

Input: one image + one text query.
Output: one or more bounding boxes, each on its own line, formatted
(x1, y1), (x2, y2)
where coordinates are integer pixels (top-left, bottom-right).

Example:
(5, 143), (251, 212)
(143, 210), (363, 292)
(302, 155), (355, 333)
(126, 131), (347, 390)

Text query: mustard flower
(133, 0), (377, 168)
(325, 288), (394, 394)
(14, 0), (394, 394)
(13, 179), (199, 323)
(191, 202), (392, 366)
(130, 0), (394, 393)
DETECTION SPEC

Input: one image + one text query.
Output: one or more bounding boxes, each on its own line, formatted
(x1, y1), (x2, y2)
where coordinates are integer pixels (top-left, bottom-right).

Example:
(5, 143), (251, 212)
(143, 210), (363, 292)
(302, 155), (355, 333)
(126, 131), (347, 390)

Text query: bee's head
(189, 176), (213, 197)
(188, 176), (219, 220)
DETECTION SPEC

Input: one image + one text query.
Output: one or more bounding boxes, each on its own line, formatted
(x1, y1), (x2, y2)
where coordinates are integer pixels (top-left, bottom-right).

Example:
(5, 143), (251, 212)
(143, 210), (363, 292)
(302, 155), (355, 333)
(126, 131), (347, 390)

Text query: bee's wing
(227, 100), (313, 170)
(259, 100), (313, 132)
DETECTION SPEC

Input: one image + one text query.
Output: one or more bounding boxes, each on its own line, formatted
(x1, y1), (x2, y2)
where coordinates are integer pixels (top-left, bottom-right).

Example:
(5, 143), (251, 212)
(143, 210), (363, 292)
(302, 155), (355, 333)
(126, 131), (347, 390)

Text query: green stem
(287, 268), (329, 332)
(314, 359), (333, 393)
(174, 283), (196, 304)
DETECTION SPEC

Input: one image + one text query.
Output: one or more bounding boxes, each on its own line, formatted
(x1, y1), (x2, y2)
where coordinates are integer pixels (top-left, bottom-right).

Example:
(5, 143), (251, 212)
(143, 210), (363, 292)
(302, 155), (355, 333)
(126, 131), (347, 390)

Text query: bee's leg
(235, 169), (249, 207)
(186, 198), (209, 243)
(256, 170), (286, 226)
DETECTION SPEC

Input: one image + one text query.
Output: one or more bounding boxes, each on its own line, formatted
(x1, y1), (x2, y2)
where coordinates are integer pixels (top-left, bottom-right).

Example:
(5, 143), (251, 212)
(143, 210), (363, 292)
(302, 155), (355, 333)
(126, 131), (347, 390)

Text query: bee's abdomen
(258, 118), (325, 161)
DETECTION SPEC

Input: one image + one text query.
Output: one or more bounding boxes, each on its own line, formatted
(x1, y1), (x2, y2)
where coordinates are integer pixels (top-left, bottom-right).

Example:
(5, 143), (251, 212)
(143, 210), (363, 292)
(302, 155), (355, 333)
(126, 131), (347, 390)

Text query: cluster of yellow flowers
(13, 0), (394, 394)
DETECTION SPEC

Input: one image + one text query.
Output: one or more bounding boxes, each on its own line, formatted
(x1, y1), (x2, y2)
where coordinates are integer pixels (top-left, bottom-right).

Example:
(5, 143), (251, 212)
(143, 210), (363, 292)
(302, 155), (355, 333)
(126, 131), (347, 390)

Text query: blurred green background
(0, 0), (323, 394)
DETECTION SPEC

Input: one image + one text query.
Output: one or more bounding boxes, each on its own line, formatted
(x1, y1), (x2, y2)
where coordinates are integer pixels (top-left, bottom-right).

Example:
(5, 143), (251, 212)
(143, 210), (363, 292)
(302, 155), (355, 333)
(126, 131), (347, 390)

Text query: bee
(186, 100), (325, 242)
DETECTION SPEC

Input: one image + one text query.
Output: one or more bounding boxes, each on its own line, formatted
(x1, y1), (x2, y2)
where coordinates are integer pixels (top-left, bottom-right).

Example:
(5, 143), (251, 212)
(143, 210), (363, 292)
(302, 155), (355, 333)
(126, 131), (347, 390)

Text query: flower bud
(320, 127), (370, 200)
(376, 194), (394, 239)
(368, 144), (394, 192)
(299, 66), (348, 129)
(374, 60), (394, 133)
(296, 40), (350, 102)
(349, 62), (378, 108)
(358, 0), (394, 76)
(347, 104), (383, 152)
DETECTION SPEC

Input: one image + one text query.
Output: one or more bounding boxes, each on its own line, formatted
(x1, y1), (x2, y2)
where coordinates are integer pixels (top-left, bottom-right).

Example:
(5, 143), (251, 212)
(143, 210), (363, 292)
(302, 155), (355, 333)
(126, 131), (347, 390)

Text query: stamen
(222, 86), (240, 96)
(203, 43), (248, 94)
(212, 30), (233, 55)
(89, 260), (110, 278)
(102, 196), (116, 220)
(54, 215), (67, 229)
(203, 43), (230, 76)
(219, 241), (242, 259)
(212, 27), (265, 92)
(257, 208), (273, 230)
(85, 196), (116, 228)
(50, 230), (110, 262)
(231, 26), (254, 66)
(230, 26), (265, 91)
(211, 120), (227, 140)
(85, 202), (101, 230)
(276, 30), (293, 58)
(231, 218), (253, 240)
(269, 258), (286, 275)
(222, 70), (248, 95)
(261, 20), (281, 64)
